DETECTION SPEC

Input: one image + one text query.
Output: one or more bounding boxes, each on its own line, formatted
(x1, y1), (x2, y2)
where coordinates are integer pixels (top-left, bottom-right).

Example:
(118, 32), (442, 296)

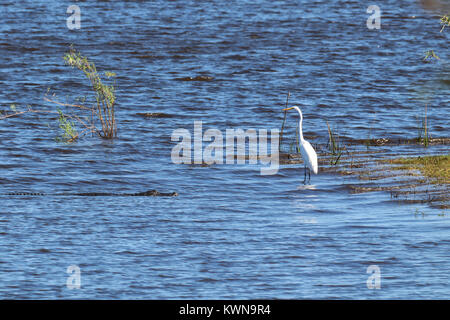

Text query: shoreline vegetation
(386, 155), (449, 184)
(279, 140), (449, 209)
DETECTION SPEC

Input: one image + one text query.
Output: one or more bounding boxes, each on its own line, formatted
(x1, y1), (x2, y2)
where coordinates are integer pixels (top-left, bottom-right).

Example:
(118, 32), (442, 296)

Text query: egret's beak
(282, 107), (294, 111)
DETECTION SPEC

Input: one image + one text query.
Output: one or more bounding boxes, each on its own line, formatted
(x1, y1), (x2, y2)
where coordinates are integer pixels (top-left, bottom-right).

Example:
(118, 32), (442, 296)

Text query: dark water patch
(36, 248), (51, 253)
(224, 54), (247, 61)
(136, 112), (174, 118)
(198, 278), (220, 283)
(332, 137), (450, 147)
(174, 75), (214, 82)
(114, 250), (139, 255)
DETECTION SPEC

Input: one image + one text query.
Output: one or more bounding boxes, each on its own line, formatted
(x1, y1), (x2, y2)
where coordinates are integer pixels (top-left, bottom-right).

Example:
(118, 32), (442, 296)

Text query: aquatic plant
(61, 46), (117, 139)
(423, 49), (440, 61)
(1, 47), (117, 142)
(416, 105), (430, 147)
(55, 108), (78, 143)
(326, 121), (343, 165)
(440, 14), (449, 32)
(279, 91), (290, 151)
(423, 15), (448, 61)
(387, 155), (449, 184)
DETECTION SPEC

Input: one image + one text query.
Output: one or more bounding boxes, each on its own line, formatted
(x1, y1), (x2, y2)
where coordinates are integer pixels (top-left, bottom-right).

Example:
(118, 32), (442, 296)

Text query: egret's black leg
(308, 167), (311, 183)
(303, 164), (307, 184)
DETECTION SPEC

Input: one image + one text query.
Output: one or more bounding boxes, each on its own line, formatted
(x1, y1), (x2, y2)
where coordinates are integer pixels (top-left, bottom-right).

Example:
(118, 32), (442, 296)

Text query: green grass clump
(387, 155), (449, 184)
(416, 105), (430, 147)
(423, 50), (440, 61)
(55, 108), (78, 143)
(326, 121), (343, 165)
(440, 14), (449, 32)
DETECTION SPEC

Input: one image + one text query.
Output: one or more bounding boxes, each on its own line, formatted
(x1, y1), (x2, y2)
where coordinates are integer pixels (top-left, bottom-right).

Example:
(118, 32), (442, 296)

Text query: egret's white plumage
(299, 139), (318, 174)
(282, 106), (318, 181)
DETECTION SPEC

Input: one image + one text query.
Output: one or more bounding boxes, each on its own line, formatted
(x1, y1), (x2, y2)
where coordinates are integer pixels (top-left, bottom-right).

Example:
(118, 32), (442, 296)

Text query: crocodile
(3, 189), (178, 197)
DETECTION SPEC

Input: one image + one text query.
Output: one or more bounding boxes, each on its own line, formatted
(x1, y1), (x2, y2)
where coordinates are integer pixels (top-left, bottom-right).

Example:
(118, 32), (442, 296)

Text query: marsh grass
(386, 155), (449, 184)
(440, 14), (450, 32)
(279, 91), (290, 151)
(363, 126), (375, 149)
(416, 105), (430, 147)
(326, 121), (344, 165)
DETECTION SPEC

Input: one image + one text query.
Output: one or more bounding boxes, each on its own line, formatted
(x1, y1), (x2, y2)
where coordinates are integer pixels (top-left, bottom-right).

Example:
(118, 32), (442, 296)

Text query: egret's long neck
(298, 110), (304, 142)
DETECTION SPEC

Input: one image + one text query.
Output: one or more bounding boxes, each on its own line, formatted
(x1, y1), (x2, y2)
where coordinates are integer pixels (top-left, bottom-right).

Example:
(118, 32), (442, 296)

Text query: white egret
(282, 106), (318, 183)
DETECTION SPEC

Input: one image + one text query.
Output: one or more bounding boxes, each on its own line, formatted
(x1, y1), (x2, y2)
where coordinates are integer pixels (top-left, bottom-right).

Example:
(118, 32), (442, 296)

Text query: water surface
(0, 0), (449, 299)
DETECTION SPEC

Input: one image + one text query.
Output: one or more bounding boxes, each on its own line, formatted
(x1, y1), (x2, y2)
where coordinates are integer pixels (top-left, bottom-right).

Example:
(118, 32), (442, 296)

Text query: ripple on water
(0, 0), (449, 300)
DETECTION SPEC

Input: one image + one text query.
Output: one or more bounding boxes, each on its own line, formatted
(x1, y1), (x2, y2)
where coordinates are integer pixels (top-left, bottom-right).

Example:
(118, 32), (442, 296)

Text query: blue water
(0, 0), (449, 299)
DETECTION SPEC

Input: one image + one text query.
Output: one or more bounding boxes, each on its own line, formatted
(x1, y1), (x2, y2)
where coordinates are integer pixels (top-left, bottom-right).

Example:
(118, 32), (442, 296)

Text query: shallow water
(0, 0), (449, 299)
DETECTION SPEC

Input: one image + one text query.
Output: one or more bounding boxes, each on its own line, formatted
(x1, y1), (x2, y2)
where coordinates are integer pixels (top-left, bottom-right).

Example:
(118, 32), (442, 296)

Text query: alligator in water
(2, 190), (178, 197)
